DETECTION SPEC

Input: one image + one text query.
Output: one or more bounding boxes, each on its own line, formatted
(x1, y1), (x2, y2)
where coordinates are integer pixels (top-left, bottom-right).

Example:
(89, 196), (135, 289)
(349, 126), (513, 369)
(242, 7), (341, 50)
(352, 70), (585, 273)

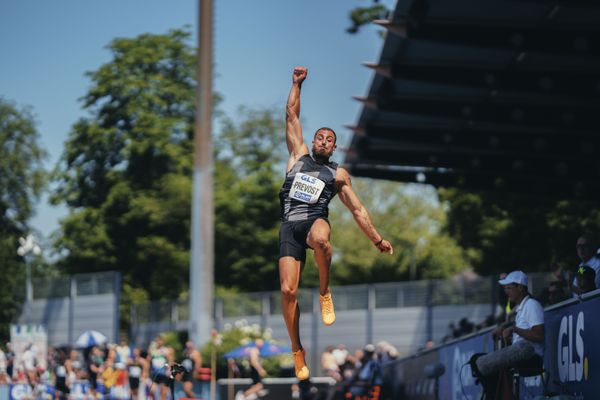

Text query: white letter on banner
(558, 316), (568, 382)
(569, 315), (575, 381)
(575, 311), (584, 381)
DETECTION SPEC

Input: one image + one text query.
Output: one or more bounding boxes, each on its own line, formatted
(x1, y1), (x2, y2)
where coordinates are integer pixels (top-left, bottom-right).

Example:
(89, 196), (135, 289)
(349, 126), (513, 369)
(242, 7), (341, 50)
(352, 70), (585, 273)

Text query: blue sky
(0, 0), (390, 243)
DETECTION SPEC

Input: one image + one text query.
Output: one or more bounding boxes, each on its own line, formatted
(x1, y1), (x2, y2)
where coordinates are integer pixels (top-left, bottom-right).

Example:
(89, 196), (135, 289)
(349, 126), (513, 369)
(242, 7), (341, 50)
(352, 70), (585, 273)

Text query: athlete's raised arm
(285, 66), (309, 170)
(336, 167), (394, 254)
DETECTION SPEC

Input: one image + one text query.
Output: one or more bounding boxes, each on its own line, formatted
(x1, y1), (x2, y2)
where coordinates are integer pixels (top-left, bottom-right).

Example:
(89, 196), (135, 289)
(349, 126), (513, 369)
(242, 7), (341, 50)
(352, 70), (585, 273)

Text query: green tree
(51, 28), (287, 306)
(0, 98), (47, 341)
(347, 3), (390, 34)
(214, 106), (286, 291)
(51, 30), (196, 306)
(347, 1), (390, 34)
(439, 189), (600, 274)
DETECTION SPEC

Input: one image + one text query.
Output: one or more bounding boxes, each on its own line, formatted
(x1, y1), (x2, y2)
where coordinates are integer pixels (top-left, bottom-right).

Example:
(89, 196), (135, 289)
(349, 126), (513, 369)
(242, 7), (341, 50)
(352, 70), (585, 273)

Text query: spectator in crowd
(539, 262), (572, 306)
(21, 343), (38, 386)
(128, 348), (148, 400)
(87, 345), (105, 398)
(64, 349), (83, 386)
(346, 344), (382, 399)
(5, 343), (14, 380)
(573, 265), (597, 296)
(492, 271), (544, 360)
(53, 349), (69, 399)
(235, 339), (267, 400)
(472, 271), (545, 398)
(148, 335), (173, 400)
(574, 233), (600, 289)
(115, 340), (131, 364)
(181, 340), (202, 398)
(456, 317), (475, 337)
(0, 345), (8, 384)
(101, 344), (118, 390)
(112, 362), (129, 397)
(375, 341), (398, 364)
(496, 272), (514, 320)
(321, 346), (341, 382)
(332, 344), (348, 368)
(227, 357), (242, 379)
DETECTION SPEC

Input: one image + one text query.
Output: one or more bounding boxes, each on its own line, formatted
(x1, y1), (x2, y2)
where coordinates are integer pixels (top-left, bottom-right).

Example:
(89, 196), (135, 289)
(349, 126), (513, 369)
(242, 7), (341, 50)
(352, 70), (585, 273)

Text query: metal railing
(131, 271), (553, 324)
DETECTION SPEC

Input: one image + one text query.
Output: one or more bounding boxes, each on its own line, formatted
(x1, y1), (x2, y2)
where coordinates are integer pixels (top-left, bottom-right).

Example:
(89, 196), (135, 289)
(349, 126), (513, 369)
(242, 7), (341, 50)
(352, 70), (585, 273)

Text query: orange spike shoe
(320, 291), (336, 326)
(292, 349), (310, 380)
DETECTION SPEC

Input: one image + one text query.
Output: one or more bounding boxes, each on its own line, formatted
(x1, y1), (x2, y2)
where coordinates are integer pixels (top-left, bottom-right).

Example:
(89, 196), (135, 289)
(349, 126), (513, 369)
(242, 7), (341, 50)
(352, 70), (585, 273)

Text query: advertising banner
(542, 295), (600, 398)
(437, 332), (494, 400)
(9, 325), (48, 375)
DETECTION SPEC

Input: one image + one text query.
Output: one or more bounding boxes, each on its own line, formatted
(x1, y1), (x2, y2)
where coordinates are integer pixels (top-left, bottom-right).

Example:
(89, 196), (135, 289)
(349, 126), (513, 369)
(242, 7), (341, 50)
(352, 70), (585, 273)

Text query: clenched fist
(293, 66), (307, 84)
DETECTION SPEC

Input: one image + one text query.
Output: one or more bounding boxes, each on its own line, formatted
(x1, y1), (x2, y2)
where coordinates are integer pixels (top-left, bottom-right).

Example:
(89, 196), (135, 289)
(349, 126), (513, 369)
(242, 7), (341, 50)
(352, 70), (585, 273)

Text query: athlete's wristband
(374, 239), (383, 246)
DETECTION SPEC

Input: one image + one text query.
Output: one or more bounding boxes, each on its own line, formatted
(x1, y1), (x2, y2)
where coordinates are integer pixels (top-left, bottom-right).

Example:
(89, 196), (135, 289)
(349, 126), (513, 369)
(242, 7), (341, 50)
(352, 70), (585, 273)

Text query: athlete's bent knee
(281, 284), (298, 300)
(312, 236), (330, 252)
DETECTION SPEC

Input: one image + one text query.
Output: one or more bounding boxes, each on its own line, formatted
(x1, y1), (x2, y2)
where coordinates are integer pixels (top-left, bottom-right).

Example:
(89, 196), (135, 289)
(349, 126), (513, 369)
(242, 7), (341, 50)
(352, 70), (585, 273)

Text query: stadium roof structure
(344, 0), (600, 200)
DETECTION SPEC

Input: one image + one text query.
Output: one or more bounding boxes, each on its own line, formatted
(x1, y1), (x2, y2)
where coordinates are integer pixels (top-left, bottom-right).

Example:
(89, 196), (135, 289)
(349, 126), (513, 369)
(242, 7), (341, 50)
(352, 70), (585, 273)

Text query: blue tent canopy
(223, 341), (291, 358)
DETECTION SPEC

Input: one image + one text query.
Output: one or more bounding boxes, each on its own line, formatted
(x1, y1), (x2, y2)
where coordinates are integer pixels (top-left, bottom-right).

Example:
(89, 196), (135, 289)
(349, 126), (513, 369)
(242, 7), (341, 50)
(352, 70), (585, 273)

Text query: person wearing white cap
(469, 270), (545, 398)
(493, 270), (545, 363)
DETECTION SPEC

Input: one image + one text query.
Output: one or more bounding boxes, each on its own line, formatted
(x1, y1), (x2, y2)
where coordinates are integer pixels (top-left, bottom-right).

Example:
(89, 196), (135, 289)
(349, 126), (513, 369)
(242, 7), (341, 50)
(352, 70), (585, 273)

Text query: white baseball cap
(498, 270), (528, 286)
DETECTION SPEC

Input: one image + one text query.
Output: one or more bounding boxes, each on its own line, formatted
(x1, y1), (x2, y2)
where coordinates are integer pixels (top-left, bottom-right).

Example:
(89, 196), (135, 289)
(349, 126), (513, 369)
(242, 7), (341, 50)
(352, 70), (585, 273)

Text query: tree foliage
(0, 98), (47, 341)
(51, 30), (196, 302)
(439, 189), (600, 274)
(214, 106), (286, 291)
(347, 1), (390, 34)
(50, 28), (289, 303)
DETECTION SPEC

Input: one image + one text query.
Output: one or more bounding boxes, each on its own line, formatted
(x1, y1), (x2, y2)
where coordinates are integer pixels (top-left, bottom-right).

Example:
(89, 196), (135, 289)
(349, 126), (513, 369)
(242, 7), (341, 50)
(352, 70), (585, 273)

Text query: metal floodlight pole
(189, 0), (214, 349)
(17, 234), (41, 303)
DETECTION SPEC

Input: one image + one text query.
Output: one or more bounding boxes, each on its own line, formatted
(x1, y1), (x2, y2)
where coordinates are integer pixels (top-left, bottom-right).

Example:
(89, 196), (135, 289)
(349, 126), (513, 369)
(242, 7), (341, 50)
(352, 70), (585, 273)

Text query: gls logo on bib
(289, 173), (325, 204)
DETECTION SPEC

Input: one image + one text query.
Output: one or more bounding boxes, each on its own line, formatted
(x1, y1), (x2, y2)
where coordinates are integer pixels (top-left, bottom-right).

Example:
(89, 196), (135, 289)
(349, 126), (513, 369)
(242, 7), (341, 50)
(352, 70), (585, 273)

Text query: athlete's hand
(376, 240), (393, 255)
(292, 66), (307, 84)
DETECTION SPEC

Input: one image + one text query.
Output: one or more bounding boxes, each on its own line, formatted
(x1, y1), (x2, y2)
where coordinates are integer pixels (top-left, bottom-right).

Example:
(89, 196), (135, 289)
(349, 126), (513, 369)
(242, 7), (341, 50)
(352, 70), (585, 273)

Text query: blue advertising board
(382, 291), (600, 399)
(437, 330), (494, 400)
(542, 294), (600, 398)
(7, 384), (31, 400)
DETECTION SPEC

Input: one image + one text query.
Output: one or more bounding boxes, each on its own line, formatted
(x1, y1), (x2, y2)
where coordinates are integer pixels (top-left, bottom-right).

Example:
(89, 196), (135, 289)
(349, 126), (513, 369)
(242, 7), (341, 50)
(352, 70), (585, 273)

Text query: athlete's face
(312, 129), (336, 158)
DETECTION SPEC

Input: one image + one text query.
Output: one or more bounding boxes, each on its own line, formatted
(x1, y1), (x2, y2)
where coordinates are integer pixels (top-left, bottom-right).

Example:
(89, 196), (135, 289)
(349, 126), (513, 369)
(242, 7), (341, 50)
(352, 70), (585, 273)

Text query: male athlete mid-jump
(278, 66), (394, 380)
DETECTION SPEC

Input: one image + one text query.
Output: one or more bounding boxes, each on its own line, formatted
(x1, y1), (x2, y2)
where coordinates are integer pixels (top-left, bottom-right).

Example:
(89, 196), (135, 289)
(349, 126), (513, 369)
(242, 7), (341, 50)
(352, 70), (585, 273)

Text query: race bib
(128, 366), (141, 378)
(151, 358), (165, 370)
(56, 366), (66, 377)
(182, 359), (193, 372)
(289, 173), (325, 204)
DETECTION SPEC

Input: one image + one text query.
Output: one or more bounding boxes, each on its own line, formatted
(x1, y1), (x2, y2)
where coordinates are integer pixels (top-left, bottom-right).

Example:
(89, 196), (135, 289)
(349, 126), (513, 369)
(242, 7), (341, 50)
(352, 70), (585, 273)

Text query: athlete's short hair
(314, 127), (337, 144)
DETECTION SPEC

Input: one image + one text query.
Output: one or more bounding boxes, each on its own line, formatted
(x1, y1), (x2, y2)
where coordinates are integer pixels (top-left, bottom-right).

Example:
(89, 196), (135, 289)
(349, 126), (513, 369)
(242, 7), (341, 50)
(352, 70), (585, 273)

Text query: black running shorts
(250, 367), (262, 385)
(279, 218), (328, 262)
(182, 371), (193, 382)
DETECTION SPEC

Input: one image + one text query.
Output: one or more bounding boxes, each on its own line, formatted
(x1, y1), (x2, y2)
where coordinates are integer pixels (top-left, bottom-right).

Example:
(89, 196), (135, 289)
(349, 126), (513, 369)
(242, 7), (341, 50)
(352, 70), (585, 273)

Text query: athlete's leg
(279, 256), (303, 351)
(306, 218), (332, 296)
(279, 256), (310, 379)
(307, 218), (336, 326)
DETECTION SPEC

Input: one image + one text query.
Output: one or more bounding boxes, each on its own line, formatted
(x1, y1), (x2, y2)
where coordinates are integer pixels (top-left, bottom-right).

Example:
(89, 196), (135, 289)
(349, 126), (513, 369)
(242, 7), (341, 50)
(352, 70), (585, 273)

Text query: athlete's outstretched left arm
(336, 168), (393, 254)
